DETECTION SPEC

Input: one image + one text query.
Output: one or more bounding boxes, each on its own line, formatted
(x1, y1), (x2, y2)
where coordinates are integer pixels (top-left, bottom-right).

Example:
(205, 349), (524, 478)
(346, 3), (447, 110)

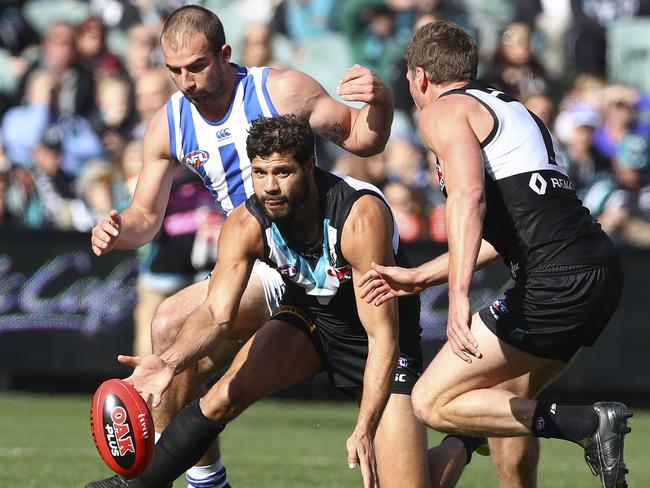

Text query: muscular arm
(267, 68), (393, 157)
(116, 108), (177, 248)
(420, 97), (486, 361)
(342, 195), (399, 437)
(159, 206), (263, 374)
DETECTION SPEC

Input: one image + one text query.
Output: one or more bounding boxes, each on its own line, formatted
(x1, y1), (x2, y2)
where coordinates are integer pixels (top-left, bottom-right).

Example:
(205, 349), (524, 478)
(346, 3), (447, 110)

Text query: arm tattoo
(322, 122), (348, 148)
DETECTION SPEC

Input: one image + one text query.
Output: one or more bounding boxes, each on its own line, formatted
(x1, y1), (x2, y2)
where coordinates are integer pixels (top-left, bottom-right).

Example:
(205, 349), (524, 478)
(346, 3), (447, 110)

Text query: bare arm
(414, 239), (499, 288)
(357, 238), (499, 306)
(90, 107), (176, 254)
(267, 67), (393, 157)
(118, 206), (263, 406)
(159, 206), (261, 373)
(342, 195), (399, 487)
(421, 98), (486, 362)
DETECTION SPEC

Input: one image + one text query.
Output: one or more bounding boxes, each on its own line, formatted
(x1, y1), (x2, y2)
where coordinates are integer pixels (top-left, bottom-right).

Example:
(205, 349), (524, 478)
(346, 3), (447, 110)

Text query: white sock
(186, 458), (229, 488)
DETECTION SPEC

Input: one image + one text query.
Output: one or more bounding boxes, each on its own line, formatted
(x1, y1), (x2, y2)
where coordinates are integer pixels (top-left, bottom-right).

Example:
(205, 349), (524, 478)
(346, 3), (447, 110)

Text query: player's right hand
(91, 210), (122, 256)
(357, 262), (423, 306)
(118, 354), (175, 408)
(346, 429), (379, 488)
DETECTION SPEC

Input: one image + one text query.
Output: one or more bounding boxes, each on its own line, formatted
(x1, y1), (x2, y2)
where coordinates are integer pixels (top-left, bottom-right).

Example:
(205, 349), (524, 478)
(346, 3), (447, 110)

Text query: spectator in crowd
(90, 75), (136, 156)
(29, 125), (77, 229)
(0, 170), (18, 227)
(1, 69), (56, 167)
(484, 21), (550, 98)
(384, 181), (428, 242)
(114, 138), (142, 208)
(339, 1), (407, 83)
(561, 106), (616, 217)
(385, 136), (428, 190)
(271, 0), (336, 40)
(132, 68), (173, 139)
(123, 23), (159, 81)
(89, 0), (144, 33)
(4, 164), (40, 228)
(513, 0), (573, 79)
(240, 22), (284, 69)
(75, 15), (124, 78)
(68, 158), (116, 231)
(522, 91), (557, 128)
(599, 133), (650, 247)
(593, 84), (639, 160)
(15, 21), (95, 117)
(0, 0), (38, 112)
(568, 0), (650, 76)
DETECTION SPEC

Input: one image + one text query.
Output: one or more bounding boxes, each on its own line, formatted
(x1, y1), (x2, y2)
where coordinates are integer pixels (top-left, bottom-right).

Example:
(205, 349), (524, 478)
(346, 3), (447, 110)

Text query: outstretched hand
(118, 354), (175, 408)
(357, 262), (423, 306)
(91, 210), (122, 256)
(346, 429), (379, 488)
(337, 64), (392, 106)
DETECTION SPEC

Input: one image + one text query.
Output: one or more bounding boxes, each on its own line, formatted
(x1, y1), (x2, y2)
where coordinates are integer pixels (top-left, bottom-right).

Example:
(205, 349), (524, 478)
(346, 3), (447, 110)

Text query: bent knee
(411, 384), (455, 432)
(151, 300), (186, 353)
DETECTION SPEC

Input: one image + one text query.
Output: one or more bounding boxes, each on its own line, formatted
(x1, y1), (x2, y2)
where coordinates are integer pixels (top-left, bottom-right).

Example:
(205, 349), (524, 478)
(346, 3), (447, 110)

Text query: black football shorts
(479, 256), (624, 362)
(273, 305), (422, 395)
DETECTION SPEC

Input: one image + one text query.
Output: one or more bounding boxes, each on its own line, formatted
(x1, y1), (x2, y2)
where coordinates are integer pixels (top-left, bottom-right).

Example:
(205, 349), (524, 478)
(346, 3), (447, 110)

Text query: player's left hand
(346, 429), (379, 488)
(337, 64), (392, 107)
(118, 354), (175, 408)
(446, 295), (482, 363)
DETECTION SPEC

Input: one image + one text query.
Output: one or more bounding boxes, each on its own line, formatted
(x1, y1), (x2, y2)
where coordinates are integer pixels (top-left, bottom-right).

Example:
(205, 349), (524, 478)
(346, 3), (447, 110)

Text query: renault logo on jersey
(216, 129), (232, 140)
(184, 150), (210, 168)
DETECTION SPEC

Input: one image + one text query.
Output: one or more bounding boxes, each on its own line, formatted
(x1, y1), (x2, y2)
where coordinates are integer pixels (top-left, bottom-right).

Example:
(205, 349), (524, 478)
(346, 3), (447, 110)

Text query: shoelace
(584, 446), (600, 477)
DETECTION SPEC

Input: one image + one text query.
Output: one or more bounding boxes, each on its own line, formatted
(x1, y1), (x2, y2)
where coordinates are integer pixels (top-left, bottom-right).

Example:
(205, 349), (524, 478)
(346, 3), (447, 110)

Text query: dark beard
(258, 177), (311, 224)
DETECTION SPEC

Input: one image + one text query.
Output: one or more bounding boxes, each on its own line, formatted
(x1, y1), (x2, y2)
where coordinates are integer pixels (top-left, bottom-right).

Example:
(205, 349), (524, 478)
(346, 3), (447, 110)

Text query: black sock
(532, 402), (598, 443)
(131, 399), (226, 488)
(442, 434), (486, 465)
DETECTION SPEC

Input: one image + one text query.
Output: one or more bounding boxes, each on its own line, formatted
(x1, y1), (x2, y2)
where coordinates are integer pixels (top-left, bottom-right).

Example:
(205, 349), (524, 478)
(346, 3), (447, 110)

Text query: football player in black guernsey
(358, 20), (631, 488)
(86, 114), (482, 488)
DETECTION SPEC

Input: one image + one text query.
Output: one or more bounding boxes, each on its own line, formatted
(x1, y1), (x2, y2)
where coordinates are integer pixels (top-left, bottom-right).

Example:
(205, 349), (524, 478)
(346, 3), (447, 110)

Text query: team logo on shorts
(397, 357), (409, 369)
(492, 298), (509, 315)
(184, 150), (210, 168)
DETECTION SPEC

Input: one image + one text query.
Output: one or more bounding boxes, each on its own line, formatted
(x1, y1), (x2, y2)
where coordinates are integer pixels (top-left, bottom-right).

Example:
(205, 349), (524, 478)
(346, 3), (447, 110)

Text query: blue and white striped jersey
(166, 65), (278, 214)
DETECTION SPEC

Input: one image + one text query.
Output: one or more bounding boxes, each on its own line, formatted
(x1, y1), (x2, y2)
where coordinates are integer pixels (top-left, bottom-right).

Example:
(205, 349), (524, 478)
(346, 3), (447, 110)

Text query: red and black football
(90, 378), (154, 478)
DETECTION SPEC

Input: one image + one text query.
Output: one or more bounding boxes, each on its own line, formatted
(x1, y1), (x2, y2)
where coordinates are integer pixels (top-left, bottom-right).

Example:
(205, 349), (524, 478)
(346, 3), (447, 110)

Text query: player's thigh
(493, 356), (573, 400)
(201, 319), (321, 421)
(375, 393), (430, 488)
(413, 313), (553, 410)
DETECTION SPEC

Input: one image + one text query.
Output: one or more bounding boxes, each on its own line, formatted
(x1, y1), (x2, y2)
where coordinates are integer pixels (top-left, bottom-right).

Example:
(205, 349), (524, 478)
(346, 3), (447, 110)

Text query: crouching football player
(86, 115), (482, 488)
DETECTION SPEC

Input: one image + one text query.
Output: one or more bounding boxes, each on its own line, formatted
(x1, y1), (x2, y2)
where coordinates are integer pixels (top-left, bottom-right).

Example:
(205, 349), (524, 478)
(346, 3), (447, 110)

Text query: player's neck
(433, 80), (470, 100)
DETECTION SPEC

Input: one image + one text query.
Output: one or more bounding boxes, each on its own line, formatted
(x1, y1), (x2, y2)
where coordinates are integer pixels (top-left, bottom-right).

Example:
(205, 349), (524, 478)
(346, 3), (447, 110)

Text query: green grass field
(0, 392), (647, 488)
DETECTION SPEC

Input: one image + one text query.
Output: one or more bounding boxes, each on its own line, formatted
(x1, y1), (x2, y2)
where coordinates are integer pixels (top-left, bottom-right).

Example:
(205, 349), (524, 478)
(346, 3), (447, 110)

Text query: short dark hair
(161, 5), (225, 54)
(405, 21), (478, 85)
(246, 115), (315, 166)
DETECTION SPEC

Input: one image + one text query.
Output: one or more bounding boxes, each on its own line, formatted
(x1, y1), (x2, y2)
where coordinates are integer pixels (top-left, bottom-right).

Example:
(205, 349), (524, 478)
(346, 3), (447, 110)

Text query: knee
(411, 383), (453, 432)
(151, 299), (183, 354)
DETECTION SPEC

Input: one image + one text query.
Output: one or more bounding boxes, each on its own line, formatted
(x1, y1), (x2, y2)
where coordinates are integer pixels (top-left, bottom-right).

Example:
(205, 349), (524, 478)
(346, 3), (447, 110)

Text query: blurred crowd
(1, 0), (650, 250)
